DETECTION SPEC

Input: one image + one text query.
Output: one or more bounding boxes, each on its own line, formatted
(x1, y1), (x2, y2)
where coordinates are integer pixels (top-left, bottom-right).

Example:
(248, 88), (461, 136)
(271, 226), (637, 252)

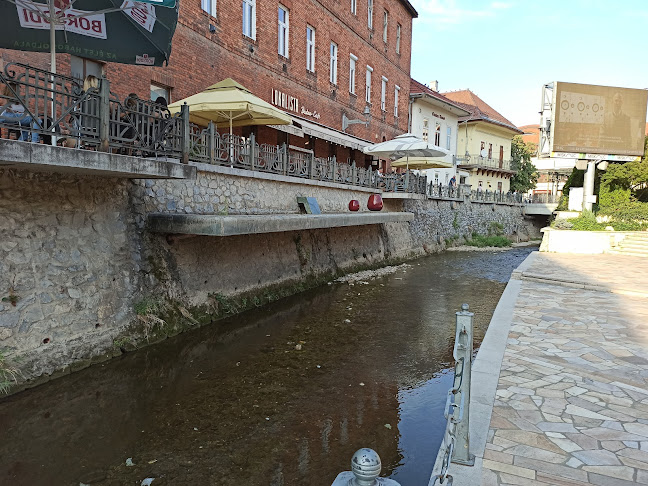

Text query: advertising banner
(552, 82), (648, 157)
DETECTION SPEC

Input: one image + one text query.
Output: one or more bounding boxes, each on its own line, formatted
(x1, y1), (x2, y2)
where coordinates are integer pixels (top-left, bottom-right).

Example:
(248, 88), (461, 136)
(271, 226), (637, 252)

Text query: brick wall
(0, 0), (415, 156)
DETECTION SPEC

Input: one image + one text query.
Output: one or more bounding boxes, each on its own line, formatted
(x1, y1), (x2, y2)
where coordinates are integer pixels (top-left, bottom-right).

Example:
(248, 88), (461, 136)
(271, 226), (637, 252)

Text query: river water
(0, 247), (535, 486)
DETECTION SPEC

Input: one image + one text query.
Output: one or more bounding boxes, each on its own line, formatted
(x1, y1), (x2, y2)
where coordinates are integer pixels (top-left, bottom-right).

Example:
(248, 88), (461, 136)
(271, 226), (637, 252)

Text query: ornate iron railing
(457, 154), (512, 171)
(0, 63), (532, 201)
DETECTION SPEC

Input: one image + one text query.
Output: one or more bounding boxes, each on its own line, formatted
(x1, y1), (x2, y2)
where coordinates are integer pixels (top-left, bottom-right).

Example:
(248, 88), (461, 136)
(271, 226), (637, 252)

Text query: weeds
(464, 232), (511, 248)
(0, 351), (19, 394)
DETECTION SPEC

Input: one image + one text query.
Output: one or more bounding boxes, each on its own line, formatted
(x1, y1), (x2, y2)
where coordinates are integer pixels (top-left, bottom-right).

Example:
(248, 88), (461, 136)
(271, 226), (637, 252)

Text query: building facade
(408, 79), (470, 185)
(0, 0), (417, 167)
(443, 89), (522, 192)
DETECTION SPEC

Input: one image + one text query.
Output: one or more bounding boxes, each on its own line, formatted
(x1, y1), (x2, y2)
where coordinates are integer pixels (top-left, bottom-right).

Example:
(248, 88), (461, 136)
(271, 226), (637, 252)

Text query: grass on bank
(464, 232), (512, 248)
(0, 351), (18, 394)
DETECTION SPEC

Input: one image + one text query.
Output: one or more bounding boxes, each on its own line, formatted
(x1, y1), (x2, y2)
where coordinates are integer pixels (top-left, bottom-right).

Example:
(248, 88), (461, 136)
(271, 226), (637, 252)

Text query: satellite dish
(480, 148), (488, 158)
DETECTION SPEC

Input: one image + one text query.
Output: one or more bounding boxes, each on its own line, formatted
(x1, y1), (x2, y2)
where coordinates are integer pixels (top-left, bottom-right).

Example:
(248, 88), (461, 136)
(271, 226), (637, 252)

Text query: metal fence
(529, 192), (561, 204)
(0, 63), (527, 202)
(457, 154), (512, 171)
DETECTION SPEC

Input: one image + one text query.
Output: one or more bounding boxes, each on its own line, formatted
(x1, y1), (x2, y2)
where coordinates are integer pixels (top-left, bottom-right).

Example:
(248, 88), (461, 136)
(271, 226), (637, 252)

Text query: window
(365, 65), (373, 103)
(306, 26), (315, 72)
(71, 56), (102, 83)
(383, 10), (388, 43)
(422, 119), (429, 141)
(380, 76), (387, 111)
(242, 0), (256, 39)
(394, 85), (400, 117)
(278, 6), (289, 57)
(488, 143), (493, 159)
(201, 0), (216, 16)
(351, 0), (357, 15)
(367, 0), (373, 28)
(330, 42), (338, 84)
(349, 54), (357, 94)
(396, 23), (401, 53)
(446, 126), (451, 150)
(151, 83), (170, 103)
(434, 123), (441, 146)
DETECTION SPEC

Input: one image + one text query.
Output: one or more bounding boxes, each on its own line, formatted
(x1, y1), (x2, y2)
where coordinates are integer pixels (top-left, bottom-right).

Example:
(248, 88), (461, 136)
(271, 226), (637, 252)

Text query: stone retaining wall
(0, 165), (539, 390)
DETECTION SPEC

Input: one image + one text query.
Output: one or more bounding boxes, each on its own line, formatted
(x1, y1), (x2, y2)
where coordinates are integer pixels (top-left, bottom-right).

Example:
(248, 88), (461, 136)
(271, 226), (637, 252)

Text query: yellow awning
(391, 156), (453, 170)
(168, 78), (292, 130)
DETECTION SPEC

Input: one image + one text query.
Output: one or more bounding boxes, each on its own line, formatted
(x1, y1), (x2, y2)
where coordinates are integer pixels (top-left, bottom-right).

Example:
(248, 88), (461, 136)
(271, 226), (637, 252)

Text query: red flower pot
(348, 199), (360, 211)
(367, 194), (383, 211)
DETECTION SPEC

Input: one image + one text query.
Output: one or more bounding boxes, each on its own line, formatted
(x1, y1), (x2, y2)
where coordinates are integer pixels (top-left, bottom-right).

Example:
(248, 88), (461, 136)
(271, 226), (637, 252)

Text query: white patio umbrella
(362, 133), (450, 170)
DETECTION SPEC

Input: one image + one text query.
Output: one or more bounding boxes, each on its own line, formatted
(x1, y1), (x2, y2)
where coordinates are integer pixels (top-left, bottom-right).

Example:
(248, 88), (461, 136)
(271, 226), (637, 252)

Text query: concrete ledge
(147, 211), (414, 236)
(0, 139), (196, 179)
(539, 227), (629, 254)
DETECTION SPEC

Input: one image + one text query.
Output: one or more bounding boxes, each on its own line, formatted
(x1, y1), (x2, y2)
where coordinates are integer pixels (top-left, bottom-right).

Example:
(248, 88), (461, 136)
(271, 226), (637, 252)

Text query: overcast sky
(408, 0), (648, 128)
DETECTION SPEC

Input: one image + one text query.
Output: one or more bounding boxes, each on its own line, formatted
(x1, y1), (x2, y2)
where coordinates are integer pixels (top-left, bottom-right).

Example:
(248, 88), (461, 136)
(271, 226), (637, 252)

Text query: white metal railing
(430, 304), (475, 485)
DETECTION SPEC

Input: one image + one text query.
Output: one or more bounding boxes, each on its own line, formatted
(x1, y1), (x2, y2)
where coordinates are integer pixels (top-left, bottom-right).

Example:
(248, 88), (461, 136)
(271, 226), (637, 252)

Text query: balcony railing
(457, 154), (512, 171)
(0, 63), (526, 205)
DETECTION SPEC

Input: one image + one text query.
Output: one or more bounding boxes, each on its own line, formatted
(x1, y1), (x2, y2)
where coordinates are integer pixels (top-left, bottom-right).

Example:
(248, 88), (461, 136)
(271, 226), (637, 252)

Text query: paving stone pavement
(439, 252), (648, 486)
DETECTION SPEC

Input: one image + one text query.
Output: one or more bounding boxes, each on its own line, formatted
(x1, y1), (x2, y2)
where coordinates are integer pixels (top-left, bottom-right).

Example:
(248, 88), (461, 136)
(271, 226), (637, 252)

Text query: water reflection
(0, 247), (534, 486)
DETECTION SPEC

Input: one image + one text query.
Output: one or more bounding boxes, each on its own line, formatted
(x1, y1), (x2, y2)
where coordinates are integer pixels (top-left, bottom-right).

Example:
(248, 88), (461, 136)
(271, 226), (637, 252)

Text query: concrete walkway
(437, 252), (648, 485)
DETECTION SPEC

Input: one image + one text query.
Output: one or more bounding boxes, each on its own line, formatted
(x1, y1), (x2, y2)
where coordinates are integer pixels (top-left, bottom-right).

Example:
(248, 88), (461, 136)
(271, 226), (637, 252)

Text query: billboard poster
(552, 82), (648, 156)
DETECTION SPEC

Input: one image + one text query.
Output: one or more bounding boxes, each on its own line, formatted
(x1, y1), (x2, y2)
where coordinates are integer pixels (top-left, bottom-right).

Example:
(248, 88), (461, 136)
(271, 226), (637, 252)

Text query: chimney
(430, 80), (439, 92)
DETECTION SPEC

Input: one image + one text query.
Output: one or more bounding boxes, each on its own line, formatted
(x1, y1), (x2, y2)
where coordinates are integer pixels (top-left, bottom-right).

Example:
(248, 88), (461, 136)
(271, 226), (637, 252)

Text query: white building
(408, 79), (470, 185)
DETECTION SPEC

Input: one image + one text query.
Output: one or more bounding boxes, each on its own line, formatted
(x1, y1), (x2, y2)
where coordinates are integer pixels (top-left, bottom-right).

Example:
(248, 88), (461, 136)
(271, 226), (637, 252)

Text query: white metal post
(452, 303), (474, 466)
(582, 160), (596, 212)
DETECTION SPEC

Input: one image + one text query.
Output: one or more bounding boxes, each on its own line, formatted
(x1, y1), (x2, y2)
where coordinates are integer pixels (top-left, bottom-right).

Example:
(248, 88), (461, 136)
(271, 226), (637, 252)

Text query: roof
(519, 124), (540, 146)
(409, 79), (470, 115)
(398, 0), (418, 18)
(442, 89), (523, 134)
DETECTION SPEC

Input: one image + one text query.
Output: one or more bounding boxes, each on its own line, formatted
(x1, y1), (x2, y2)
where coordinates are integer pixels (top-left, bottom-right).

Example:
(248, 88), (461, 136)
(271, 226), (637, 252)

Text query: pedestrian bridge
(524, 194), (560, 215)
(524, 202), (558, 215)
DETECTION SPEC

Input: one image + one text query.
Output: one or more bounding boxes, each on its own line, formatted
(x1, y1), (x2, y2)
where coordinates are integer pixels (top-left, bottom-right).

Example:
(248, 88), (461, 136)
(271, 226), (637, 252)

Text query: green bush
(551, 218), (573, 230)
(608, 220), (648, 231)
(464, 233), (511, 248)
(569, 211), (607, 231)
(599, 201), (648, 222)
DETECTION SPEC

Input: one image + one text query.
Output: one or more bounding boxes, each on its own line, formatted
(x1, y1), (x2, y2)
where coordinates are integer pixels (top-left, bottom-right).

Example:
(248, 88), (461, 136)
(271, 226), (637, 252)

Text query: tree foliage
(509, 135), (538, 192)
(600, 159), (648, 202)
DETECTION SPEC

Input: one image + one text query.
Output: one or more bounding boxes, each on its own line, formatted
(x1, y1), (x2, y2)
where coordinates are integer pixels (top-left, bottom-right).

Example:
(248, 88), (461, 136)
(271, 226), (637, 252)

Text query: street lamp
(342, 105), (371, 131)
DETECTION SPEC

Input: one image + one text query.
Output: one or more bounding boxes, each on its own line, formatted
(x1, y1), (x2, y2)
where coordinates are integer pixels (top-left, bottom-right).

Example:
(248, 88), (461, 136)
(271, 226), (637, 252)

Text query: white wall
(410, 98), (460, 184)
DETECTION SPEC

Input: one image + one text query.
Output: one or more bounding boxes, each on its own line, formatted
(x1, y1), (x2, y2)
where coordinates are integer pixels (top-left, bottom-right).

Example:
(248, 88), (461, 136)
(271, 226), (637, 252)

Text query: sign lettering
(16, 0), (107, 39)
(121, 1), (157, 33)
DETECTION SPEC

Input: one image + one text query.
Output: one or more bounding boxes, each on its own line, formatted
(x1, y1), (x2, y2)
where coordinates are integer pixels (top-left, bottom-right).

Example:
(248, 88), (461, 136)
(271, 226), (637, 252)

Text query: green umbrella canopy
(0, 0), (178, 67)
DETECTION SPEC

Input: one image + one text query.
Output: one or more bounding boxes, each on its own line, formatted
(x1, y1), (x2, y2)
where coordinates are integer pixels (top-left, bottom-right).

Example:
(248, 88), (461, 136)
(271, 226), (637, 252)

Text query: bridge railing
(529, 192), (560, 204)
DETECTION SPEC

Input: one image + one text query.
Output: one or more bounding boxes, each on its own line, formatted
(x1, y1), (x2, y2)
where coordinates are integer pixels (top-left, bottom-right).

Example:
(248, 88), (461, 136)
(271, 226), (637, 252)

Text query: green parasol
(0, 0), (178, 70)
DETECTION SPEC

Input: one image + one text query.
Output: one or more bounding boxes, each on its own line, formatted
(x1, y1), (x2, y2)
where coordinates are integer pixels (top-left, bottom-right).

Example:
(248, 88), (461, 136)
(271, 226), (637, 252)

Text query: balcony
(456, 154), (514, 173)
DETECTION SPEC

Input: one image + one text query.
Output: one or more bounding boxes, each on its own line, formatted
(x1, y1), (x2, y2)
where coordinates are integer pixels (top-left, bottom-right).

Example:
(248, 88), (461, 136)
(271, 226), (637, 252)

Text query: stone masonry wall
(0, 169), (141, 382)
(405, 197), (541, 250)
(0, 163), (537, 391)
(130, 162), (399, 218)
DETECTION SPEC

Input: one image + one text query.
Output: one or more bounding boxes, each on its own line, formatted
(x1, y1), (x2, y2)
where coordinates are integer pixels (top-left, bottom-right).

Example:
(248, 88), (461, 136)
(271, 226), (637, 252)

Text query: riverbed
(0, 246), (535, 486)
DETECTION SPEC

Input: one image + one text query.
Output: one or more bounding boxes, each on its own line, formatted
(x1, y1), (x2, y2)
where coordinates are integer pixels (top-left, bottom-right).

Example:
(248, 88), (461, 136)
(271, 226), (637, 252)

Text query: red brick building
(1, 0), (417, 167)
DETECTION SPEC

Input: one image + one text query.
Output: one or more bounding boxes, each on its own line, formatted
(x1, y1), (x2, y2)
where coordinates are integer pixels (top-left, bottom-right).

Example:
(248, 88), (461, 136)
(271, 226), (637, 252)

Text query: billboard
(551, 82), (648, 156)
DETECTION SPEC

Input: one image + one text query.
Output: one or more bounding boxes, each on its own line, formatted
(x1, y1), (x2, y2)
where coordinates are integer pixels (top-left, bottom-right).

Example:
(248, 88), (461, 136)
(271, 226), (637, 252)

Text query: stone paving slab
(438, 251), (648, 485)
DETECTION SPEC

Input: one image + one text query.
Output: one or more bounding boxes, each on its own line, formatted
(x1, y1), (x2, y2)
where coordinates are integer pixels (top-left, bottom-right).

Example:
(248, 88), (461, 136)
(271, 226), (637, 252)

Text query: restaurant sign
(271, 88), (320, 120)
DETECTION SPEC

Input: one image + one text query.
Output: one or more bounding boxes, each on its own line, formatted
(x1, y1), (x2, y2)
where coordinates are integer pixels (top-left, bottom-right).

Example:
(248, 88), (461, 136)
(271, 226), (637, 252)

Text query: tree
(509, 135), (538, 192)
